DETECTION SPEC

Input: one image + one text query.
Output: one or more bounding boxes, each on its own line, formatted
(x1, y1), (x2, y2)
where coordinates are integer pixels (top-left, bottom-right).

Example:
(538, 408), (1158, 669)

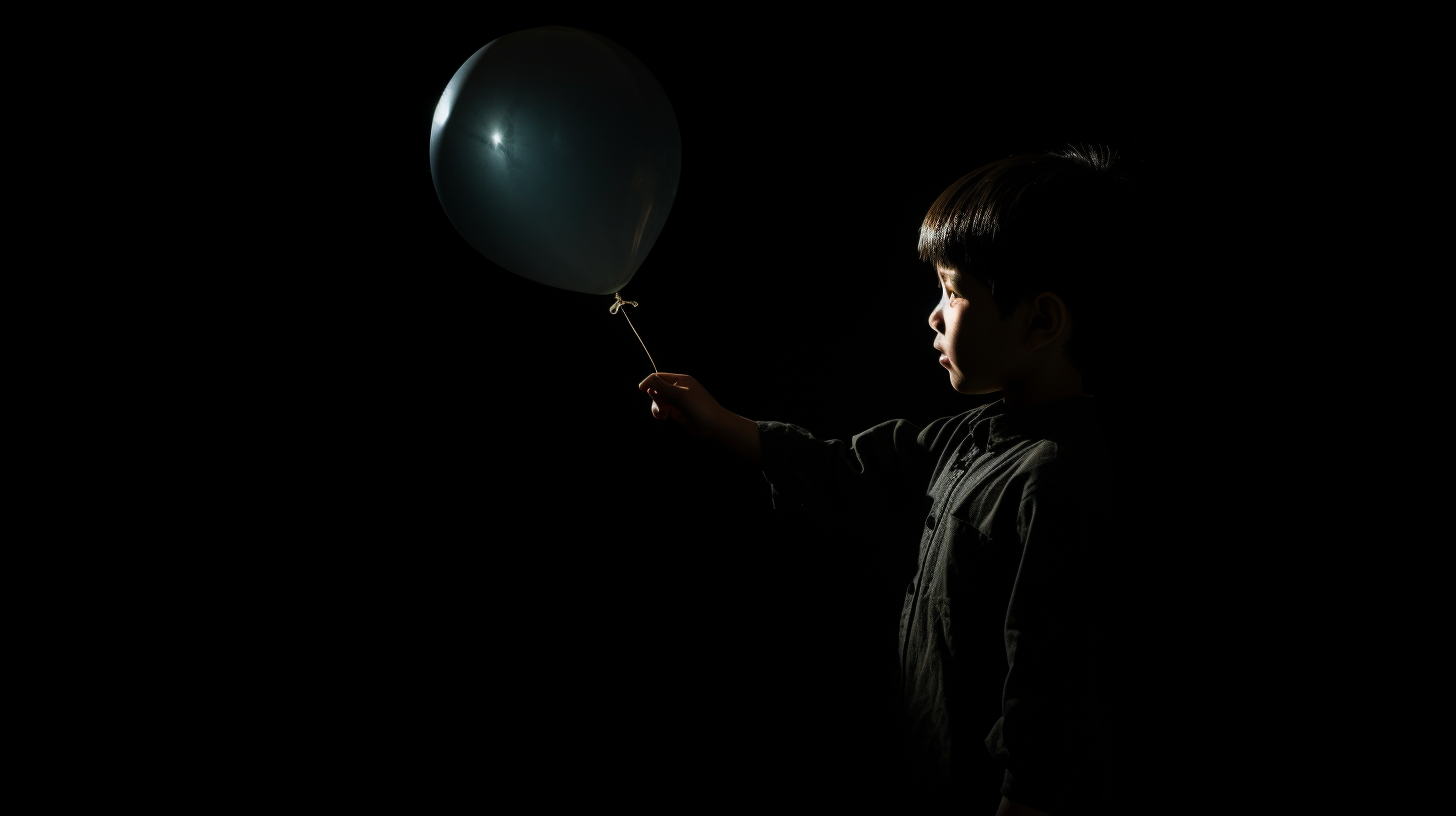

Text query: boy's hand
(638, 373), (762, 464)
(637, 373), (724, 437)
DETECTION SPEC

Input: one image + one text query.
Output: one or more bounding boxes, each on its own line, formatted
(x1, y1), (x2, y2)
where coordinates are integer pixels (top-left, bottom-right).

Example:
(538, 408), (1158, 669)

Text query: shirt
(756, 395), (1116, 814)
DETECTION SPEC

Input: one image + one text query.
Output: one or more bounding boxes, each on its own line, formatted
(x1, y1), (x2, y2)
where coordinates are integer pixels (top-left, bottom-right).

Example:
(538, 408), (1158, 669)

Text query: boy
(639, 146), (1132, 815)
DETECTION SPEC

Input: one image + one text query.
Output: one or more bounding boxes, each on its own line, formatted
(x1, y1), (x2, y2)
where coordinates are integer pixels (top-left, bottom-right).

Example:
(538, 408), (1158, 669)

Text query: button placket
(902, 437), (980, 681)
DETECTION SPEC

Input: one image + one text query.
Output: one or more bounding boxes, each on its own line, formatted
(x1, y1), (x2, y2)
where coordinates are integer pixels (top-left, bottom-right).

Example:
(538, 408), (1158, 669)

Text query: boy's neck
(998, 369), (1085, 411)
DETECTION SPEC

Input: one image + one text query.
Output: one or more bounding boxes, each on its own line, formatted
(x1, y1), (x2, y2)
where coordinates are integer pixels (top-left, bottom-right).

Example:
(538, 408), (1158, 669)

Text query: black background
(30, 10), (1350, 814)
(328, 17), (1226, 811)
(283, 14), (1208, 811)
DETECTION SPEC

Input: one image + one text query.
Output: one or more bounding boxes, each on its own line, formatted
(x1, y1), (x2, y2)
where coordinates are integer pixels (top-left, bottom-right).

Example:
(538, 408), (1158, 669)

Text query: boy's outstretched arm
(638, 373), (761, 465)
(640, 372), (949, 516)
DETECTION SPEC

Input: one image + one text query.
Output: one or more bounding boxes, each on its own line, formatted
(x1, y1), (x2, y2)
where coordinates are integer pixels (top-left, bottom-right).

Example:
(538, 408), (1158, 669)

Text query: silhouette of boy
(639, 146), (1134, 815)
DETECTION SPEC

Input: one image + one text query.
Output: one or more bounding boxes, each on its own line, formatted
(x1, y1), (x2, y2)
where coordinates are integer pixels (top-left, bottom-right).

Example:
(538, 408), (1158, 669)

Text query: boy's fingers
(638, 373), (689, 392)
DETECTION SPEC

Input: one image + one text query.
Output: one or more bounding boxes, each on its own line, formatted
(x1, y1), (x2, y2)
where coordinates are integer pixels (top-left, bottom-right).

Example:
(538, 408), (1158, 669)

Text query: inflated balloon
(430, 27), (682, 296)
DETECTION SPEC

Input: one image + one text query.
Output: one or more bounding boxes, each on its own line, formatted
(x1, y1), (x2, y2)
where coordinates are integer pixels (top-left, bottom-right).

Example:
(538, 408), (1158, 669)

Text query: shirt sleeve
(755, 416), (958, 515)
(985, 456), (1114, 813)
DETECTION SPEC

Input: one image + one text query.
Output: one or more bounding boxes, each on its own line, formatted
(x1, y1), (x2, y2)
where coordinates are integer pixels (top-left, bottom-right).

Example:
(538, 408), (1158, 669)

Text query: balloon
(429, 27), (682, 296)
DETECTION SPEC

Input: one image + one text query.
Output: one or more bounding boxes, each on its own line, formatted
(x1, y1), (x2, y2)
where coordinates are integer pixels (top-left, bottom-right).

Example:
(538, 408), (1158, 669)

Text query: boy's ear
(1023, 291), (1071, 352)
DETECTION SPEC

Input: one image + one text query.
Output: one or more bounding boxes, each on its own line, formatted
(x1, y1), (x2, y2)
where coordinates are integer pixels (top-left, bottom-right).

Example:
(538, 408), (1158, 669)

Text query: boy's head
(920, 145), (1137, 399)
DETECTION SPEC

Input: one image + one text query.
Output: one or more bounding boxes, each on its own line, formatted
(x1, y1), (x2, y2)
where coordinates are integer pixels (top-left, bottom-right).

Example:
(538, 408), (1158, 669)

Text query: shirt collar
(971, 394), (1099, 449)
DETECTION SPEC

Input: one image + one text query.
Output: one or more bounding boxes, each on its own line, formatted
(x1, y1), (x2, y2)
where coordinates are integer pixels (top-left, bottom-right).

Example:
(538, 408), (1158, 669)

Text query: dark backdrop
(52, 11), (1310, 814)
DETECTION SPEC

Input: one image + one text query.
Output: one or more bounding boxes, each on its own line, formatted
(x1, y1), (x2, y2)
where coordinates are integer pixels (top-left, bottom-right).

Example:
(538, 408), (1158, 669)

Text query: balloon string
(610, 292), (658, 374)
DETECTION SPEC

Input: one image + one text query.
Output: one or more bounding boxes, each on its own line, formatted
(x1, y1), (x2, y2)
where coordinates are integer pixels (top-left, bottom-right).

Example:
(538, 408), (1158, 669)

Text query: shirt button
(907, 582), (916, 595)
(925, 515), (936, 530)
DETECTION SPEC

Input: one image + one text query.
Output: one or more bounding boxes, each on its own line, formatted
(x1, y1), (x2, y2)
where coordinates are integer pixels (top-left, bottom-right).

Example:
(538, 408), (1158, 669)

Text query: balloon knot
(609, 292), (639, 314)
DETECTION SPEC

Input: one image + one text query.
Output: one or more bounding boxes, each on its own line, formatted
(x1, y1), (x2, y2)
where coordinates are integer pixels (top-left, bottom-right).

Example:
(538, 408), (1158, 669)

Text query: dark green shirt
(757, 395), (1115, 814)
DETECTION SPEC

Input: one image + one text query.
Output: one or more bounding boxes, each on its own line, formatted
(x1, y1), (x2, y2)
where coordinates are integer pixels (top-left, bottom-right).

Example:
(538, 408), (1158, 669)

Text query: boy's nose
(928, 305), (943, 333)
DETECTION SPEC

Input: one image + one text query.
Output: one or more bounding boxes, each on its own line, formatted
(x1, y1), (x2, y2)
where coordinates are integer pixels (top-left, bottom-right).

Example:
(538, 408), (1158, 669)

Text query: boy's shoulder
(1009, 423), (1110, 496)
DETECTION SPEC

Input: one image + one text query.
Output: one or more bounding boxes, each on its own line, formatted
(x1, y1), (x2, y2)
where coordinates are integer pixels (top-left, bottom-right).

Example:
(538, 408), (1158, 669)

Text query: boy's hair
(918, 145), (1139, 385)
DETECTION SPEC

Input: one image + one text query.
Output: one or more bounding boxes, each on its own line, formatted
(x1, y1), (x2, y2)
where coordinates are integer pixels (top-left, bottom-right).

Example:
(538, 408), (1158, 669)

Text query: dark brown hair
(919, 145), (1138, 383)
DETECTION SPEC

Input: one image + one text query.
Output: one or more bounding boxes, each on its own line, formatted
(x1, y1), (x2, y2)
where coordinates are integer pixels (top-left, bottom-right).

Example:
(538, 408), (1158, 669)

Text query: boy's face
(930, 264), (1021, 394)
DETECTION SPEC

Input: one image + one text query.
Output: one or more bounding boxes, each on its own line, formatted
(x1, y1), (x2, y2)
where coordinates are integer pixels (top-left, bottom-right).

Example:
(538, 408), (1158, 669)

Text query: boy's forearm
(712, 413), (762, 465)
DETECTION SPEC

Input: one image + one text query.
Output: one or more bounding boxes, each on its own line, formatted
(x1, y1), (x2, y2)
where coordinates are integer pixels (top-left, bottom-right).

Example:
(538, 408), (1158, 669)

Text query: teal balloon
(429, 27), (682, 296)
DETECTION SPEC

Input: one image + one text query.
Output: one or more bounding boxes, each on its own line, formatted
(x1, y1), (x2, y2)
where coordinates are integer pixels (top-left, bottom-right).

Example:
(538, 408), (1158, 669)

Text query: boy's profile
(638, 146), (1134, 815)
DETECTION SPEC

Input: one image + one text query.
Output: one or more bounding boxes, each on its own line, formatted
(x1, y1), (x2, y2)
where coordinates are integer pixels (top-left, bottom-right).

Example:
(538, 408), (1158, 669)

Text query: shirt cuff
(755, 420), (807, 510)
